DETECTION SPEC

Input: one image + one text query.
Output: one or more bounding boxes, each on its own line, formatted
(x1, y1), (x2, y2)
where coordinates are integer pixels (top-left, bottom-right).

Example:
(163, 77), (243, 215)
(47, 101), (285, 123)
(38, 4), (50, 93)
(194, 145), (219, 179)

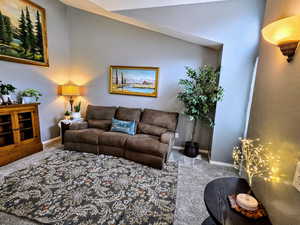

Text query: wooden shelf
(0, 103), (39, 109)
(0, 131), (12, 136)
(20, 127), (33, 131)
(0, 121), (11, 125)
(19, 118), (31, 122)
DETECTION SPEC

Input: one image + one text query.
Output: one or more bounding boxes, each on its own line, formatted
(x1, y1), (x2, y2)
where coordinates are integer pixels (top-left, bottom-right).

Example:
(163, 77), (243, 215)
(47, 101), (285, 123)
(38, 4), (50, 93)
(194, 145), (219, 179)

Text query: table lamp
(60, 84), (81, 111)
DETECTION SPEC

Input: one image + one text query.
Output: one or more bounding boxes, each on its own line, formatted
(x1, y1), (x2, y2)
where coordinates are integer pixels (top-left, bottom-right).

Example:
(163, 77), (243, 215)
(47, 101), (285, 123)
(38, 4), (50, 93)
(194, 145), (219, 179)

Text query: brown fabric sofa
(64, 105), (179, 169)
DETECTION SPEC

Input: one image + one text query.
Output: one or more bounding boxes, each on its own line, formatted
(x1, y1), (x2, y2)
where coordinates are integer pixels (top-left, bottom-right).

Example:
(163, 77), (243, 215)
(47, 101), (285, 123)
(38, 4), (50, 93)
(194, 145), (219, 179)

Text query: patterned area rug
(0, 150), (178, 225)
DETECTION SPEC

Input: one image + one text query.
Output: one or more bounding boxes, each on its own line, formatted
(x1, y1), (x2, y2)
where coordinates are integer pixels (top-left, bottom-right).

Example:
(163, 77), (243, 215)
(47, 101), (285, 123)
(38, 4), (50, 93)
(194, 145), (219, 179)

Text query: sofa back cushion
(116, 107), (142, 122)
(88, 120), (111, 131)
(141, 109), (179, 131)
(86, 105), (117, 130)
(86, 105), (117, 120)
(138, 123), (168, 136)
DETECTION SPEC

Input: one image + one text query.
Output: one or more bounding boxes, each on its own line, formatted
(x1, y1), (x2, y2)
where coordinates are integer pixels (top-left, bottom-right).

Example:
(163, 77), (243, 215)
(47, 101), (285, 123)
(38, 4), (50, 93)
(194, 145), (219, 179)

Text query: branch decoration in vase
(177, 65), (224, 157)
(231, 138), (280, 214)
(232, 138), (277, 187)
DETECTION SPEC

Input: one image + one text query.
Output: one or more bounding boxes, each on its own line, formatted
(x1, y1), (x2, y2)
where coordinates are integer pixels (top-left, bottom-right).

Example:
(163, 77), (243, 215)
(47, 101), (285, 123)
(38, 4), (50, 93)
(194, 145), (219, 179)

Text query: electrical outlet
(293, 162), (300, 192)
(175, 133), (179, 139)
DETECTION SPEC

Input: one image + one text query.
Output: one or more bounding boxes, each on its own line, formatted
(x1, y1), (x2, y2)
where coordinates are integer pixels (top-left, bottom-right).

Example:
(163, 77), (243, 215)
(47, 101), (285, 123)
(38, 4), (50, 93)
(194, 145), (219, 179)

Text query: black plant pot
(184, 141), (199, 158)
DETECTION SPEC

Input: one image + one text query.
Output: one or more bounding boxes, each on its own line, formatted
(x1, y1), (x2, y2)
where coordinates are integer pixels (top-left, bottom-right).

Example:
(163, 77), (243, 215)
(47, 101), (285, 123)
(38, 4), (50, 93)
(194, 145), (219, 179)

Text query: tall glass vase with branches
(177, 65), (224, 157)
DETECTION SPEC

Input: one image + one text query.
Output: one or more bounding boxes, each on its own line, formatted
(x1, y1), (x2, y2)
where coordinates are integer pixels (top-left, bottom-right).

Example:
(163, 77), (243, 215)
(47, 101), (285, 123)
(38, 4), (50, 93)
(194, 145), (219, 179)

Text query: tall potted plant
(177, 65), (224, 157)
(0, 81), (16, 104)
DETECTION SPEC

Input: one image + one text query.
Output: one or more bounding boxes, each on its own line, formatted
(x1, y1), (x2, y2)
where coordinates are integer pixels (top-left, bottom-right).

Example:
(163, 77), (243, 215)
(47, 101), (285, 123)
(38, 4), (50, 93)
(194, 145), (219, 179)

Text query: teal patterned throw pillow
(110, 118), (137, 135)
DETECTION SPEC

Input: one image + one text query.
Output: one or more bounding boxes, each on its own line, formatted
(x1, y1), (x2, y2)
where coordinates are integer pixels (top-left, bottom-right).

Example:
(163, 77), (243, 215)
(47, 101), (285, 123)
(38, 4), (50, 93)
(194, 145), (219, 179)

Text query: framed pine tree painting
(0, 0), (49, 66)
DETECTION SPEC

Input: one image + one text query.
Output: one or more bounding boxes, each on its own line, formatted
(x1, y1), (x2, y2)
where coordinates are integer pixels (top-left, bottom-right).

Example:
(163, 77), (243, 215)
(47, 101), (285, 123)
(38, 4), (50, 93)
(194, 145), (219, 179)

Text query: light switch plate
(293, 162), (300, 192)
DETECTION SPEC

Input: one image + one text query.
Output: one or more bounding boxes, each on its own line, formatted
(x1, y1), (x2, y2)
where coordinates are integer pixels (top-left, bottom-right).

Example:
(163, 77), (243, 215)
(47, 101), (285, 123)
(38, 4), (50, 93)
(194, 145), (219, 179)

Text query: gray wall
(67, 7), (219, 145)
(119, 0), (266, 162)
(248, 0), (300, 224)
(0, 0), (70, 141)
(0, 0), (219, 143)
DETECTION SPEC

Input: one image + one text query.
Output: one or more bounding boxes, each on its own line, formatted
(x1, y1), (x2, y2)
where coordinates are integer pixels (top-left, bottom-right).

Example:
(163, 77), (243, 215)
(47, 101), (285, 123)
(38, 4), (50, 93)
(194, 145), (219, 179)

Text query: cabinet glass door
(0, 114), (14, 147)
(18, 112), (34, 141)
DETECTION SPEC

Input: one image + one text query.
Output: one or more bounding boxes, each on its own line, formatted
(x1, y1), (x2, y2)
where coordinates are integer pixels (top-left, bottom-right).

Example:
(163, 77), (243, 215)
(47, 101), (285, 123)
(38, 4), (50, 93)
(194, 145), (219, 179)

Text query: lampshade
(262, 15), (300, 62)
(61, 84), (80, 96)
(262, 15), (300, 46)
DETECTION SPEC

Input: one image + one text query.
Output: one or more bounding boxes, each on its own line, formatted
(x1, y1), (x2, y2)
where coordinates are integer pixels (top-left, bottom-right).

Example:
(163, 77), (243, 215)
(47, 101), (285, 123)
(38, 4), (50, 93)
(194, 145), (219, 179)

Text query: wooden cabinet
(0, 104), (43, 166)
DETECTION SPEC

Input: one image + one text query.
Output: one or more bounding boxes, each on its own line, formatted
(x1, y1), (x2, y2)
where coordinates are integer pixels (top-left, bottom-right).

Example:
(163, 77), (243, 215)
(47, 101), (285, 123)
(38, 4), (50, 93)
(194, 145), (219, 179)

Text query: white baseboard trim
(42, 136), (61, 145)
(199, 149), (209, 154)
(209, 160), (234, 167)
(173, 145), (184, 150)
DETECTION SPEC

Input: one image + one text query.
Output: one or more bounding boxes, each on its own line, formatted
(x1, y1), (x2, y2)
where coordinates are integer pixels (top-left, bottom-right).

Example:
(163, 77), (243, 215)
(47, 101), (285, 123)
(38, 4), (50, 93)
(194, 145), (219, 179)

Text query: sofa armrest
(161, 132), (175, 144)
(69, 121), (88, 130)
(61, 121), (88, 144)
(161, 132), (175, 162)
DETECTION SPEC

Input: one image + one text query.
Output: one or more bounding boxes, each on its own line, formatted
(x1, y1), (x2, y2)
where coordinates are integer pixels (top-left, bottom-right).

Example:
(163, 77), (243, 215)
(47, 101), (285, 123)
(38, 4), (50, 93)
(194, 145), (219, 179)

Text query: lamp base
(69, 96), (74, 112)
(279, 41), (299, 62)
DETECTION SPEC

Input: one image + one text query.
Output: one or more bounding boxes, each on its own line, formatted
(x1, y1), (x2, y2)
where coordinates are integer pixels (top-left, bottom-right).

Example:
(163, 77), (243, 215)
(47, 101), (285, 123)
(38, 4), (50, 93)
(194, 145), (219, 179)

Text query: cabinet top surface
(0, 103), (39, 109)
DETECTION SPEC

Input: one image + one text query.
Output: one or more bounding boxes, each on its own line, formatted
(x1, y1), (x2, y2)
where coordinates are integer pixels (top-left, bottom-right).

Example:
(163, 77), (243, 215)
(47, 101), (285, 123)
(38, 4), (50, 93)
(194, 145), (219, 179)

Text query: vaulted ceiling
(91, 0), (226, 11)
(60, 0), (222, 49)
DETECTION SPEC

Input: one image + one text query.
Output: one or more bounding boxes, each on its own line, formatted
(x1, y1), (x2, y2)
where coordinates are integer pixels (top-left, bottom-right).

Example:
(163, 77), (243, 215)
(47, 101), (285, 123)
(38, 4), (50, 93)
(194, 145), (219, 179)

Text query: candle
(236, 193), (258, 211)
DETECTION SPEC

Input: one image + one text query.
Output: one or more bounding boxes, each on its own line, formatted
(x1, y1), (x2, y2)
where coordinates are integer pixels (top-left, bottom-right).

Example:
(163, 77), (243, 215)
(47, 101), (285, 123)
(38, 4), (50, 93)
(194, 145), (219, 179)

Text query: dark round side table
(202, 217), (217, 225)
(203, 177), (272, 225)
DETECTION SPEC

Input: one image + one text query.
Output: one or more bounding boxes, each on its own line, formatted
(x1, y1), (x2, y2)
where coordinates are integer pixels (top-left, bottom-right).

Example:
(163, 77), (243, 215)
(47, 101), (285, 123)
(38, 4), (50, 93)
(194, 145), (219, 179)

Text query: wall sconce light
(59, 84), (81, 111)
(262, 15), (300, 62)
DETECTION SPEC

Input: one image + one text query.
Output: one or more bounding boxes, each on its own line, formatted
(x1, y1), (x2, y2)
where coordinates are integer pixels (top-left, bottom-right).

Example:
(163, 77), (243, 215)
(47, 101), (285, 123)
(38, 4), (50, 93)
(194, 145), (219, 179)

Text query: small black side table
(203, 177), (272, 225)
(61, 122), (70, 144)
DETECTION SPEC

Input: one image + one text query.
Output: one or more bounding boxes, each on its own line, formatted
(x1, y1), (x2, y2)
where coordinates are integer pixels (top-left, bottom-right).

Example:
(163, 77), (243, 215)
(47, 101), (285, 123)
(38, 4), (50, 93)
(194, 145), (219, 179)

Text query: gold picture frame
(0, 0), (49, 67)
(109, 65), (159, 97)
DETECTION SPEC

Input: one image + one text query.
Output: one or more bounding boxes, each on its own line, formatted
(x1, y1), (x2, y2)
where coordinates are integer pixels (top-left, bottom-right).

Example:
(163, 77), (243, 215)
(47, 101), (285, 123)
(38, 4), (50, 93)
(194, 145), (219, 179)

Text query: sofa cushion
(69, 121), (88, 130)
(65, 128), (104, 145)
(134, 134), (160, 141)
(125, 151), (164, 169)
(100, 145), (125, 158)
(110, 118), (137, 136)
(138, 122), (168, 136)
(99, 132), (129, 147)
(126, 136), (168, 157)
(116, 107), (142, 122)
(88, 119), (111, 131)
(86, 105), (117, 120)
(64, 143), (99, 155)
(141, 109), (178, 131)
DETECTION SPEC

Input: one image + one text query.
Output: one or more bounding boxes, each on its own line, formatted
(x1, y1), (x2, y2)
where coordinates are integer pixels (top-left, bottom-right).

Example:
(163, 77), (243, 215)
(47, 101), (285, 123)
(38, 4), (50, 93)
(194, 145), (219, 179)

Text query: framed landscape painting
(0, 0), (48, 66)
(109, 66), (159, 97)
